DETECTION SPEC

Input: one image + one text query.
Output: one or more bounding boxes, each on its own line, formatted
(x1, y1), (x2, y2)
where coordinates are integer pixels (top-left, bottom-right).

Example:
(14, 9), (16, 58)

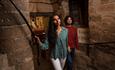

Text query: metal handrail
(80, 41), (115, 56)
(80, 41), (115, 45)
(9, 0), (33, 34)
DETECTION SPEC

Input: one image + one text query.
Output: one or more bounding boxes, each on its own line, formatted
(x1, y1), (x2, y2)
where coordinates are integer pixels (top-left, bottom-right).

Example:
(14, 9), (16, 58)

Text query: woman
(35, 14), (68, 70)
(64, 16), (78, 70)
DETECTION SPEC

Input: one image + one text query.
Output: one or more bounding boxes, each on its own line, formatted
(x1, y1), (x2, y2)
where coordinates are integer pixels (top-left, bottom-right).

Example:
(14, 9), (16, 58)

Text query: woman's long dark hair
(47, 14), (58, 48)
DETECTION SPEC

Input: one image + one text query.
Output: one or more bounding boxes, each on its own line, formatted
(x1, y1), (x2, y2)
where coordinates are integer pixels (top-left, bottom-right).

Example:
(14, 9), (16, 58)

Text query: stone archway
(0, 0), (34, 70)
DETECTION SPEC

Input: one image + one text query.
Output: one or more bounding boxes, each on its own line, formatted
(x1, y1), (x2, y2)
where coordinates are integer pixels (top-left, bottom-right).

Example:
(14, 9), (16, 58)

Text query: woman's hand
(35, 35), (40, 41)
(35, 35), (42, 45)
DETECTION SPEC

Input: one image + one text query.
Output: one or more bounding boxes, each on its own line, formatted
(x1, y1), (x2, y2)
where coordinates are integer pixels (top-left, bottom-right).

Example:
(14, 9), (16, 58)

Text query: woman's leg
(60, 58), (66, 69)
(51, 58), (62, 70)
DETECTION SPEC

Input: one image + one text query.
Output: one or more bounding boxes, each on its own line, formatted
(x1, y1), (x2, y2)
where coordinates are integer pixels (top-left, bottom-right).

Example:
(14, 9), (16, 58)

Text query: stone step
(74, 50), (92, 70)
(0, 54), (9, 68)
(0, 54), (15, 70)
(7, 66), (15, 70)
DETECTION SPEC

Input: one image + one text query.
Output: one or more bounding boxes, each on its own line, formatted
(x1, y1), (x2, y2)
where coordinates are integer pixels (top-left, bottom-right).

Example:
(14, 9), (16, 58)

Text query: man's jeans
(67, 48), (75, 70)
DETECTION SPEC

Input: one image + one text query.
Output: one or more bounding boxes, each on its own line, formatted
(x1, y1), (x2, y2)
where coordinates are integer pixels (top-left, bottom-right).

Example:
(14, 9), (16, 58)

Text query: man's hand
(68, 46), (71, 53)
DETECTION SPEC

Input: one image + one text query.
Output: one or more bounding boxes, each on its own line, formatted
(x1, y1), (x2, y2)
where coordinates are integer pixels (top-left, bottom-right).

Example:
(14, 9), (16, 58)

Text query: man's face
(67, 17), (72, 24)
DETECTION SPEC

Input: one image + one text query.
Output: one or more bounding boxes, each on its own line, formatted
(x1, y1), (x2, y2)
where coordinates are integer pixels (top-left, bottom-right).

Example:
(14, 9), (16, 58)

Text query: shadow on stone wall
(89, 43), (115, 70)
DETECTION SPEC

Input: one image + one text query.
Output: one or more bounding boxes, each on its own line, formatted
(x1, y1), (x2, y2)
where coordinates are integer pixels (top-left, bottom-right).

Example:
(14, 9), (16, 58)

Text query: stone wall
(0, 0), (34, 70)
(29, 0), (53, 12)
(29, 0), (69, 25)
(89, 0), (115, 42)
(89, 0), (115, 70)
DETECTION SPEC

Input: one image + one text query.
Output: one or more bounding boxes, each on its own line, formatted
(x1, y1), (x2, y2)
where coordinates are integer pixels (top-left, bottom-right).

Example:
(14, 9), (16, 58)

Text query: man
(64, 16), (78, 70)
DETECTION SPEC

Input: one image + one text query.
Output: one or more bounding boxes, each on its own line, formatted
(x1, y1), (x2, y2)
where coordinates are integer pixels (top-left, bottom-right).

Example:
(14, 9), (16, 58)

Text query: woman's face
(67, 17), (72, 25)
(53, 15), (61, 26)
